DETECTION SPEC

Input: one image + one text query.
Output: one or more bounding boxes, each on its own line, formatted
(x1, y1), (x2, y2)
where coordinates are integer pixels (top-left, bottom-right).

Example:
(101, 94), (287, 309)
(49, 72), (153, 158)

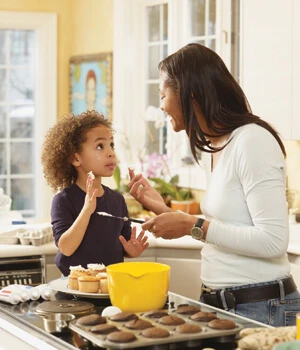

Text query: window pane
(209, 0), (216, 35)
(9, 68), (35, 103)
(163, 44), (168, 59)
(147, 6), (160, 42)
(10, 30), (35, 65)
(0, 31), (6, 64)
(11, 178), (34, 211)
(10, 142), (33, 174)
(0, 179), (7, 192)
(189, 0), (206, 36)
(147, 83), (159, 106)
(9, 104), (34, 137)
(163, 4), (168, 40)
(0, 69), (7, 101)
(1, 25), (37, 219)
(193, 39), (206, 46)
(0, 143), (7, 174)
(145, 121), (160, 155)
(207, 38), (216, 50)
(148, 45), (160, 79)
(0, 106), (7, 137)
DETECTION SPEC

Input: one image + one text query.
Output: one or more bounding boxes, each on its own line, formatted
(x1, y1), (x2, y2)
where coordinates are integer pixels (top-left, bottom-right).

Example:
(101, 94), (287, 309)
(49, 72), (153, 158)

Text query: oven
(0, 255), (45, 287)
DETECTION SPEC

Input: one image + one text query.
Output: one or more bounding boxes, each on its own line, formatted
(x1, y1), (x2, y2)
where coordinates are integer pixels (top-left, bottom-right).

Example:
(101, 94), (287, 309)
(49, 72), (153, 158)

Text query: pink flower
(145, 152), (169, 179)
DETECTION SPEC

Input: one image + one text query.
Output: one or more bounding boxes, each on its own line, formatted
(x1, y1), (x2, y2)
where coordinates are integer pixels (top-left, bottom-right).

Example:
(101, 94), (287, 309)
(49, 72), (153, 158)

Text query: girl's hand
(82, 174), (98, 215)
(119, 226), (149, 258)
(128, 168), (168, 214)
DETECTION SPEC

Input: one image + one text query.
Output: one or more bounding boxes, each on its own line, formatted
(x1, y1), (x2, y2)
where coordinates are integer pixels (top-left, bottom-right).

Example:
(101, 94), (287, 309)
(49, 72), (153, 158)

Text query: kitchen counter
(1, 222), (300, 257)
(0, 241), (59, 258)
(0, 233), (204, 258)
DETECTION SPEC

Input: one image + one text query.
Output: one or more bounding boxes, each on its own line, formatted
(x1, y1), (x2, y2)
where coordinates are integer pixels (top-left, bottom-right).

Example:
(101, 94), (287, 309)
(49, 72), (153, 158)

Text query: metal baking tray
(69, 308), (243, 349)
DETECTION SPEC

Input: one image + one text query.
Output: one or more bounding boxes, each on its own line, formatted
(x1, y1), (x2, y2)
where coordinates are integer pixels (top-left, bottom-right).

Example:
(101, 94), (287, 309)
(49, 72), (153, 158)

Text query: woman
(128, 43), (300, 326)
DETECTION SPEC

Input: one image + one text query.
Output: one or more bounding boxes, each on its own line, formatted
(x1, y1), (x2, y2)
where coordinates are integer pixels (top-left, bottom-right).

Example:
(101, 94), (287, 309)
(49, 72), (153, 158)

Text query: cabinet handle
(223, 30), (228, 44)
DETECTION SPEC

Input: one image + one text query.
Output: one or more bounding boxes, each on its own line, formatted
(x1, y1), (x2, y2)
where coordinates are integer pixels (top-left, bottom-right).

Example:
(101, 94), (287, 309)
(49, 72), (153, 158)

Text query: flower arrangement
(144, 152), (194, 204)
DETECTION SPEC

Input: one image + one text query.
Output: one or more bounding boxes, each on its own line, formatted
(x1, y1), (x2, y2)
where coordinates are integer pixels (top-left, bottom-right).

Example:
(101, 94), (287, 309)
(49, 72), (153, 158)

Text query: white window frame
(113, 0), (232, 190)
(0, 11), (57, 221)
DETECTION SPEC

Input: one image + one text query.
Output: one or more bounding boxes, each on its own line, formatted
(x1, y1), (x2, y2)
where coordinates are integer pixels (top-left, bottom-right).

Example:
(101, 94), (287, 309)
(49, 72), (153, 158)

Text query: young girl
(41, 110), (148, 276)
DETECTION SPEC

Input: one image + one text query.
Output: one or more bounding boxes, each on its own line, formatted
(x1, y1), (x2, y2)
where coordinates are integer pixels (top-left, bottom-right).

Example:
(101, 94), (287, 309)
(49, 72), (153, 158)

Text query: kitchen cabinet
(156, 248), (202, 301)
(290, 262), (300, 289)
(240, 0), (300, 140)
(287, 253), (300, 288)
(44, 254), (61, 282)
(157, 257), (202, 301)
(124, 247), (156, 263)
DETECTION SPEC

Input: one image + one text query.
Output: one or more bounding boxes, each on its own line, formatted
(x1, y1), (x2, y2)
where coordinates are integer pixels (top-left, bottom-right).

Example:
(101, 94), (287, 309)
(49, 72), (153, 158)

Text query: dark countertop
(0, 291), (270, 350)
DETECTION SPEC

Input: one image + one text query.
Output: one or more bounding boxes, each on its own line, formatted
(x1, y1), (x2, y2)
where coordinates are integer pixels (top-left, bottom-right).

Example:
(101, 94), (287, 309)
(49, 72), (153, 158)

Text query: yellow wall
(71, 0), (113, 56)
(0, 0), (113, 117)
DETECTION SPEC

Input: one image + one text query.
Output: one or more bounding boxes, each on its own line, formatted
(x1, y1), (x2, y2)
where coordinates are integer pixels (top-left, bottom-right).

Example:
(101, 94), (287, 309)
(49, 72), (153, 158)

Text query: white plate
(48, 277), (109, 299)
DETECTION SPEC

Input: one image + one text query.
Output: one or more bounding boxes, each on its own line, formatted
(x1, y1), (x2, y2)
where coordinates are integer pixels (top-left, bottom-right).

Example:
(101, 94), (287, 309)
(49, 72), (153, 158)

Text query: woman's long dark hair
(158, 43), (286, 161)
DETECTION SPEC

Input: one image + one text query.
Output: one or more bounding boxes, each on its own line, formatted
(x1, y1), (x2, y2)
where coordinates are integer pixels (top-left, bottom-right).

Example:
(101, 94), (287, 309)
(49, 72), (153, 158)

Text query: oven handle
(0, 257), (44, 265)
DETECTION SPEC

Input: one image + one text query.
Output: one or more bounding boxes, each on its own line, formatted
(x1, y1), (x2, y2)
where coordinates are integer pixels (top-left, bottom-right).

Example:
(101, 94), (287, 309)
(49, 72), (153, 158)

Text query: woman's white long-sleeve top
(201, 124), (290, 289)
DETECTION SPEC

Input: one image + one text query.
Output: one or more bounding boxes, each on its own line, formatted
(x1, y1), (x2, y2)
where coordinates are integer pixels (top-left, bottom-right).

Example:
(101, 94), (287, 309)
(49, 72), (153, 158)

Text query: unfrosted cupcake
(78, 275), (101, 293)
(87, 263), (106, 276)
(96, 272), (108, 294)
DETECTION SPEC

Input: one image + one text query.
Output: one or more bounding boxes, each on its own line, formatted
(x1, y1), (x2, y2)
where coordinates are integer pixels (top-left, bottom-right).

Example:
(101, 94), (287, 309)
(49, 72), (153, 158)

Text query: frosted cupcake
(87, 263), (106, 276)
(68, 265), (90, 290)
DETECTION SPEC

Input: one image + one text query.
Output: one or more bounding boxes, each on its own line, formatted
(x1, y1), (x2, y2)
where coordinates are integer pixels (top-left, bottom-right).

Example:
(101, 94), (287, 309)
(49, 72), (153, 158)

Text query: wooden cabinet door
(157, 257), (202, 301)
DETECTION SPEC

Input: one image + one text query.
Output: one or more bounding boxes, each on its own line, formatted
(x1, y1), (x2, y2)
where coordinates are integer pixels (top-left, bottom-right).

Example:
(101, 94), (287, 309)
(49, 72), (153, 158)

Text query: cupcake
(87, 263), (106, 276)
(68, 265), (90, 290)
(78, 275), (101, 293)
(96, 272), (108, 294)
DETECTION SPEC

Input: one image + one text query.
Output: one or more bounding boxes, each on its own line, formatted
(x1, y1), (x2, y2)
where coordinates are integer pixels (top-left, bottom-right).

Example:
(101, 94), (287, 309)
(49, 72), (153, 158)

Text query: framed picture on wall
(69, 52), (113, 120)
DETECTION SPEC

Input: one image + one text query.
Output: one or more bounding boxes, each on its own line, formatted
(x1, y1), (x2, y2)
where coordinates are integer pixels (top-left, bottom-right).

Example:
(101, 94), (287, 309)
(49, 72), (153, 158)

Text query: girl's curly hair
(41, 110), (113, 191)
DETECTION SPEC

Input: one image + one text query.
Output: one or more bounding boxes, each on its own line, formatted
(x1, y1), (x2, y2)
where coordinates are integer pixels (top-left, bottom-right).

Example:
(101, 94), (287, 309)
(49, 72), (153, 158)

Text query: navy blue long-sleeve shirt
(51, 184), (131, 276)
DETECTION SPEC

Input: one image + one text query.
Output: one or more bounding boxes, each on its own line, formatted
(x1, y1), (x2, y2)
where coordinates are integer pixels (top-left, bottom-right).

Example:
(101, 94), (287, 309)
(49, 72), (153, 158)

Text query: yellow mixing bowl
(106, 261), (170, 312)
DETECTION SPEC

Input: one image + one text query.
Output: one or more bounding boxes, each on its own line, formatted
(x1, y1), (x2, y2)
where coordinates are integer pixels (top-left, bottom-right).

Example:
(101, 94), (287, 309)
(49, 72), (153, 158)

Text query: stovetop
(0, 291), (269, 350)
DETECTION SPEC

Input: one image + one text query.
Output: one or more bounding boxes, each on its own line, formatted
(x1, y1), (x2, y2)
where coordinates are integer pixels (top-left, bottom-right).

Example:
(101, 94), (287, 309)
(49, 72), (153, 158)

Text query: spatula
(97, 212), (145, 224)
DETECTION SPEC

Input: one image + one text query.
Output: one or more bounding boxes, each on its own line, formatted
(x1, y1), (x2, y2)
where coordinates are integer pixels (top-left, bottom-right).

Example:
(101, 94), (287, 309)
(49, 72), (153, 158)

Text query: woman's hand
(128, 168), (169, 214)
(82, 175), (98, 215)
(119, 227), (149, 258)
(142, 212), (198, 240)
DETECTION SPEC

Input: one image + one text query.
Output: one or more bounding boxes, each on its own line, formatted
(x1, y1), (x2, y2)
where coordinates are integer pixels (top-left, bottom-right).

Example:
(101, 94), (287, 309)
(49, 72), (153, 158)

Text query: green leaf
(149, 176), (193, 201)
(170, 175), (179, 185)
(178, 189), (193, 200)
(149, 177), (177, 198)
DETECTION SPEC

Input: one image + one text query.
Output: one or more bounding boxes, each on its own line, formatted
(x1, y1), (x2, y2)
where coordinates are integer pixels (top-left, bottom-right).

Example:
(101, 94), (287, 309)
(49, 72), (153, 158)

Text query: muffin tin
(0, 223), (53, 246)
(69, 306), (243, 349)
